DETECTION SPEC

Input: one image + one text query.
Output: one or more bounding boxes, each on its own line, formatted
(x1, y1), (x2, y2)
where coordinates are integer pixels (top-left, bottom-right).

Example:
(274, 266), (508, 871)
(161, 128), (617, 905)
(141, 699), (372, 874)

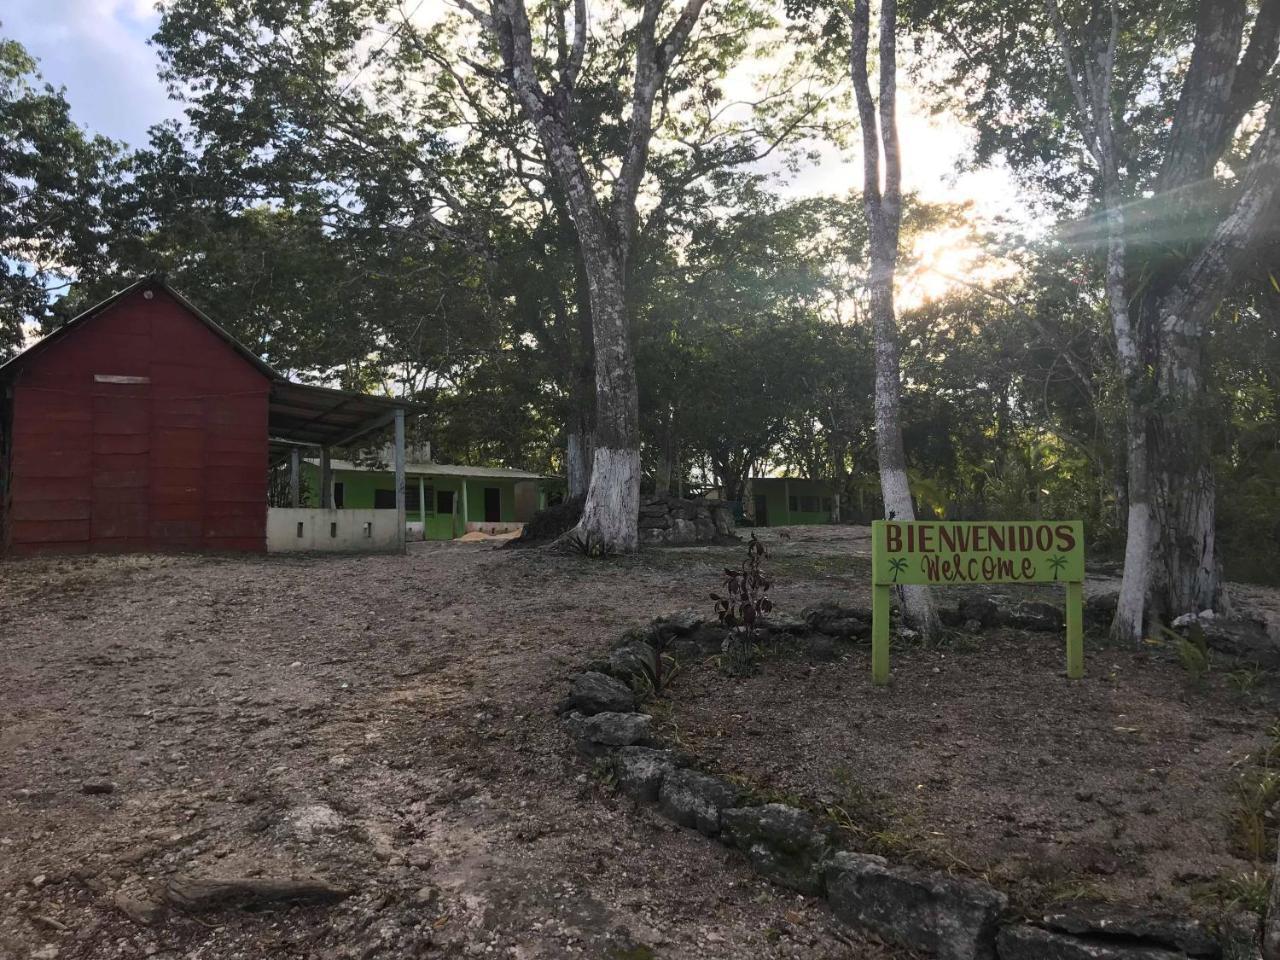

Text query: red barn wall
(2, 288), (270, 554)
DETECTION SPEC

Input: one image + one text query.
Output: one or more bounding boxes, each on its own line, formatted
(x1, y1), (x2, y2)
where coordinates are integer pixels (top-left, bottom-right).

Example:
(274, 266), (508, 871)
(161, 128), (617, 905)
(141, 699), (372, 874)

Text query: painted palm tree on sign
(888, 557), (908, 582)
(1048, 555), (1067, 580)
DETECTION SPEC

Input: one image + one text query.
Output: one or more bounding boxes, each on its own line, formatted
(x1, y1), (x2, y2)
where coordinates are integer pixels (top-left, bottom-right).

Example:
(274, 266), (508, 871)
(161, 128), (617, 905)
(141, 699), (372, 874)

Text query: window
(798, 495), (821, 513)
(374, 488), (397, 509)
(788, 496), (798, 512)
(437, 490), (455, 514)
(333, 482), (344, 508)
(421, 484), (435, 515)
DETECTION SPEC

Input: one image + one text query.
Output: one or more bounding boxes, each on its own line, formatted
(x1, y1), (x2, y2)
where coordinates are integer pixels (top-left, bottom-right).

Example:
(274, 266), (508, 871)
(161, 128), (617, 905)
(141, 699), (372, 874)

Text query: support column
(393, 408), (406, 554)
(417, 475), (426, 541)
(319, 447), (332, 509)
(289, 447), (301, 508)
(461, 480), (469, 536)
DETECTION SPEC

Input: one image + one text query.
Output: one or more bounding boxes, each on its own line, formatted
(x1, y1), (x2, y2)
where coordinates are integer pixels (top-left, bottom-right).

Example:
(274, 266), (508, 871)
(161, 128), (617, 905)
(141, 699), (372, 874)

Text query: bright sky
(4, 0), (1023, 305)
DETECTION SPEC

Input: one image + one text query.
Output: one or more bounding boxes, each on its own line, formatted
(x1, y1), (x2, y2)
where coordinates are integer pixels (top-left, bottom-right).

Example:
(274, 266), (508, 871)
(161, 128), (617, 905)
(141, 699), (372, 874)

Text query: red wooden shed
(0, 277), (419, 555)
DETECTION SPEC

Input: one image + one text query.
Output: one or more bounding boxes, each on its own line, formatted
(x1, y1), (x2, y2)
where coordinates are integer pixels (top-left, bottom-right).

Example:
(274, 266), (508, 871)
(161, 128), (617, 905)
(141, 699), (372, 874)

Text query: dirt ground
(670, 526), (1280, 917)
(0, 533), (901, 960)
(1, 526), (1275, 960)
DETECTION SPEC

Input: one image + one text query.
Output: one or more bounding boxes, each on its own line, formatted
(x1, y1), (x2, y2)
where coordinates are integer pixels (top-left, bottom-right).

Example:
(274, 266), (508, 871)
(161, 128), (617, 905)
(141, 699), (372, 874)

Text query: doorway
(484, 487), (501, 523)
(753, 494), (768, 526)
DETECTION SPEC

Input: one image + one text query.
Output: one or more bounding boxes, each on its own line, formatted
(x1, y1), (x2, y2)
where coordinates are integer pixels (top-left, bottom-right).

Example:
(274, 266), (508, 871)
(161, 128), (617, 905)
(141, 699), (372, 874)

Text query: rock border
(557, 610), (1264, 960)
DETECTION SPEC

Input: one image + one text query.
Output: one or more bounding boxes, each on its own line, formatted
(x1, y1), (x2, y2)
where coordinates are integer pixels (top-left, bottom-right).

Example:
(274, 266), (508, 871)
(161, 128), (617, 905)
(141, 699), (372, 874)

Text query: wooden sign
(870, 520), (1085, 685)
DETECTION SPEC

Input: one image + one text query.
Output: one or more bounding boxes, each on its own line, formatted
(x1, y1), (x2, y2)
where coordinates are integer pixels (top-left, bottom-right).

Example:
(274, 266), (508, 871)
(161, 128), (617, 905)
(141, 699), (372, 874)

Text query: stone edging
(556, 612), (1265, 960)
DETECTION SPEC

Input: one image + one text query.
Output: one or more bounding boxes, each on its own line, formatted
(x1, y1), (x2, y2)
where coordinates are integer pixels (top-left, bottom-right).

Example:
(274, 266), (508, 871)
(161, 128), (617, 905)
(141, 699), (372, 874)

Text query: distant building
(299, 457), (558, 540)
(747, 477), (837, 526)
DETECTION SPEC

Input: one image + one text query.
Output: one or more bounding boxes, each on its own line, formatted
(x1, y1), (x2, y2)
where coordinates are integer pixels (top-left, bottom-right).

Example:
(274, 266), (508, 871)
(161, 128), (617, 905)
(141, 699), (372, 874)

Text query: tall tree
(465, 0), (709, 550)
(0, 35), (119, 353)
(913, 0), (1280, 639)
(848, 0), (940, 637)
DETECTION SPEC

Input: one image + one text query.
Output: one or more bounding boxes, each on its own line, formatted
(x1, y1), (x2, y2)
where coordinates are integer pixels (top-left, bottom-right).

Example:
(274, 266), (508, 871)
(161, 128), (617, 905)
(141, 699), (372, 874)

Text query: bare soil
(0, 538), (898, 960)
(1, 526), (1275, 960)
(669, 525), (1280, 918)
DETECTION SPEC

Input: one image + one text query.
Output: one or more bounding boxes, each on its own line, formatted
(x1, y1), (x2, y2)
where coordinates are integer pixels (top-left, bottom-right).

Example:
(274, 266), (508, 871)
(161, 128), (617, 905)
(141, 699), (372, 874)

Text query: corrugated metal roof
(314, 459), (556, 481)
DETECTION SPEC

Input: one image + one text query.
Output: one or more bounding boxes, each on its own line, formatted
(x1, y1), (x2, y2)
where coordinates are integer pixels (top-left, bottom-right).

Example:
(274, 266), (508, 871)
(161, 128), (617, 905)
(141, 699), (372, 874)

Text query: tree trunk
(850, 0), (939, 638)
(1113, 404), (1154, 642)
(574, 251), (641, 550)
(486, 0), (706, 553)
(566, 429), (592, 498)
(1149, 298), (1221, 619)
(566, 238), (596, 499)
(830, 437), (846, 523)
(869, 255), (938, 636)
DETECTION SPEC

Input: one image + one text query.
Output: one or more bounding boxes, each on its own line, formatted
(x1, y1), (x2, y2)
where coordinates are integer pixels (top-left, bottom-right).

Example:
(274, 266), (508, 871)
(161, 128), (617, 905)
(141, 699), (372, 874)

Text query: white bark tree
(848, 0), (940, 638)
(1045, 0), (1280, 640)
(468, 0), (708, 550)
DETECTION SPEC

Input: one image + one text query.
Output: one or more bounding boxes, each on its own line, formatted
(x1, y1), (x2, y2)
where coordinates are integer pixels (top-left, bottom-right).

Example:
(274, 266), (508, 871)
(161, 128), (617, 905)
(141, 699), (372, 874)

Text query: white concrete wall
(267, 508), (402, 553)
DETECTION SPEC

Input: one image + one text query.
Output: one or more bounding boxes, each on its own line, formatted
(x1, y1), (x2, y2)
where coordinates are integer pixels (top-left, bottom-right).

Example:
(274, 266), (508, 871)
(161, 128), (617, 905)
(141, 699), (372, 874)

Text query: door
(92, 382), (151, 548)
(484, 487), (501, 523)
(753, 494), (769, 526)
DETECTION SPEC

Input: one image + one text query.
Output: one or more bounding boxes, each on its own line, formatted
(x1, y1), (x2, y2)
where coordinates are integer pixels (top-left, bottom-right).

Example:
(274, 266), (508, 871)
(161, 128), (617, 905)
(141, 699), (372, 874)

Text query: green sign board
(870, 520), (1085, 685)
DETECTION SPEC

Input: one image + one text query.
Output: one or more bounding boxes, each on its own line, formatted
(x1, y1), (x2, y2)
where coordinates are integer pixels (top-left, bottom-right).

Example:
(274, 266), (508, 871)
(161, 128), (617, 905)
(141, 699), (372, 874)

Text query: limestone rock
(958, 596), (1000, 629)
(825, 851), (1005, 960)
(1223, 911), (1262, 960)
(1199, 616), (1278, 669)
(608, 640), (658, 688)
(558, 671), (636, 716)
(996, 925), (1186, 960)
(802, 602), (873, 639)
(721, 804), (832, 895)
(562, 711), (654, 757)
(1041, 905), (1217, 956)
(612, 746), (679, 802)
(1084, 591), (1118, 628)
(112, 892), (163, 925)
(763, 612), (808, 635)
(687, 624), (729, 652)
(1004, 600), (1064, 632)
(652, 610), (703, 640)
(166, 875), (351, 911)
(665, 638), (702, 662)
(658, 769), (743, 836)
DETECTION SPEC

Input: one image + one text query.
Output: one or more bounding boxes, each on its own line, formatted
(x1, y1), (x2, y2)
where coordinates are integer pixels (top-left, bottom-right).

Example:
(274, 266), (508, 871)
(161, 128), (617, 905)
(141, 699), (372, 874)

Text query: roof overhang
(268, 381), (427, 449)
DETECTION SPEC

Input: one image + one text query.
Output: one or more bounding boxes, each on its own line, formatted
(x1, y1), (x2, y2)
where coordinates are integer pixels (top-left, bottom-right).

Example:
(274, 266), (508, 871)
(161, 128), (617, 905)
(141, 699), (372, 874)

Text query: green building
(748, 477), (837, 526)
(301, 458), (557, 540)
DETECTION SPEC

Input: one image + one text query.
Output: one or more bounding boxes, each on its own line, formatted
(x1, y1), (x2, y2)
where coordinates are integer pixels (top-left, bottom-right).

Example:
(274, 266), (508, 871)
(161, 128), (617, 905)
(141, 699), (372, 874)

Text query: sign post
(870, 520), (1085, 685)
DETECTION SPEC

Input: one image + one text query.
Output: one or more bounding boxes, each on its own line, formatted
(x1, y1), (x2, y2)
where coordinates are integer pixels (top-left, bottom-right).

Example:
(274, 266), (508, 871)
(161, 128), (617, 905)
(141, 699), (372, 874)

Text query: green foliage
(0, 37), (120, 354)
(1169, 623), (1211, 683)
(1231, 767), (1280, 863)
(1193, 869), (1272, 916)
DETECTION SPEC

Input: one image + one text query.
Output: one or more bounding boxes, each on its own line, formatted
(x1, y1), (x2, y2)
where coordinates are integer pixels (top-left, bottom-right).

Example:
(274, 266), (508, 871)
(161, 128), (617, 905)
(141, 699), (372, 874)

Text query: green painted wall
(298, 464), (540, 540)
(753, 478), (835, 526)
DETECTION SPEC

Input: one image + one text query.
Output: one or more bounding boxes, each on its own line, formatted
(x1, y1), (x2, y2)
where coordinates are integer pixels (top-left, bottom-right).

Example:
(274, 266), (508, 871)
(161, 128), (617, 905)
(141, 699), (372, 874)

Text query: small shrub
(1194, 869), (1272, 915)
(1230, 767), (1280, 861)
(563, 531), (617, 559)
(1164, 622), (1210, 682)
(710, 534), (773, 674)
(1227, 667), (1263, 696)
